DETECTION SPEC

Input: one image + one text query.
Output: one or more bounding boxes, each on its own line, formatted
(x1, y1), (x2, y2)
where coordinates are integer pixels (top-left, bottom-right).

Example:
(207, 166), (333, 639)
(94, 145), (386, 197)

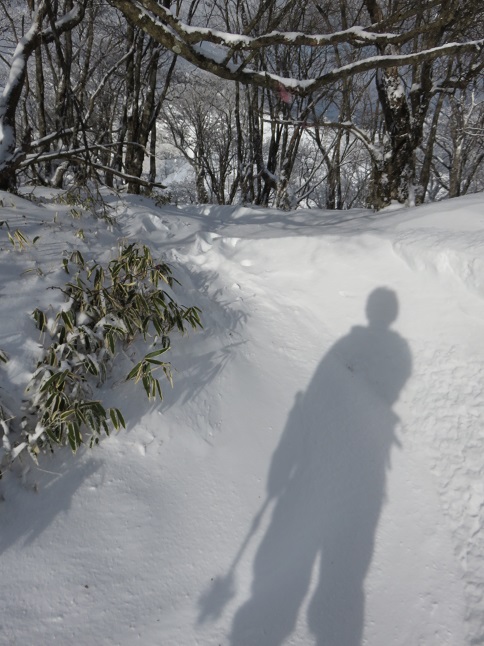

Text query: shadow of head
(361, 287), (412, 407)
(366, 287), (399, 329)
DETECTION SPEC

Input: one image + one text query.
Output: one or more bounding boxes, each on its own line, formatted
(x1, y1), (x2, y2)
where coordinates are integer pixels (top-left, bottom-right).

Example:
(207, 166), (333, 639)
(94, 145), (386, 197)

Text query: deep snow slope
(1, 190), (484, 645)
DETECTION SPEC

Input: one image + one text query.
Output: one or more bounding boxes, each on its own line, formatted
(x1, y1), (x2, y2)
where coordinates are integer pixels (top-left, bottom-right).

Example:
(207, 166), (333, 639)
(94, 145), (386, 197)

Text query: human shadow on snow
(200, 287), (412, 645)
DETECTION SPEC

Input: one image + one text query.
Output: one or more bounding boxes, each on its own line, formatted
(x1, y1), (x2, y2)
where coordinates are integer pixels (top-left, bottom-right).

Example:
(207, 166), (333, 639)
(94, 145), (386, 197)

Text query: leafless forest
(1, 0), (483, 209)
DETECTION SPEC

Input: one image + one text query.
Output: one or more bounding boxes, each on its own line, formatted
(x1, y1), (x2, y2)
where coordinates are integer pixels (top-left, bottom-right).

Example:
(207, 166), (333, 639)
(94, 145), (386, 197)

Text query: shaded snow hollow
(1, 190), (484, 645)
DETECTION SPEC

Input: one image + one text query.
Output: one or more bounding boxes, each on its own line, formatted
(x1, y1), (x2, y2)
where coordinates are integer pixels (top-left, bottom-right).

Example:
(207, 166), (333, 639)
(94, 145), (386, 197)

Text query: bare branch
(108, 0), (484, 95)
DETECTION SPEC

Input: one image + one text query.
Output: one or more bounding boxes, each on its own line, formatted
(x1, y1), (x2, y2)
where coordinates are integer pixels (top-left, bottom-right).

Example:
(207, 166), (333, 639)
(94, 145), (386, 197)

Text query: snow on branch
(0, 1), (85, 183)
(109, 0), (484, 96)
(132, 0), (400, 48)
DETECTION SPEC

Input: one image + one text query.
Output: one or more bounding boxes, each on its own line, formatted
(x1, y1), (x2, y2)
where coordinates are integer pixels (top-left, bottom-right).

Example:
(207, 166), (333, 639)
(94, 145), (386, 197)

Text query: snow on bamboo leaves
(17, 243), (201, 463)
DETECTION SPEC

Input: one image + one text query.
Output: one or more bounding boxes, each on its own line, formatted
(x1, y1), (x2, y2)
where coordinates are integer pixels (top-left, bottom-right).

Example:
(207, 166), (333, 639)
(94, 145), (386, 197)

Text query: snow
(1, 189), (484, 645)
(1, 18), (39, 101)
(133, 1), (397, 49)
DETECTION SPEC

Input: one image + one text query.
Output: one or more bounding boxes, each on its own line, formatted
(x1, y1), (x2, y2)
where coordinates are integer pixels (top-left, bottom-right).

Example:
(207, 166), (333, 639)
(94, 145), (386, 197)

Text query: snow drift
(0, 190), (483, 645)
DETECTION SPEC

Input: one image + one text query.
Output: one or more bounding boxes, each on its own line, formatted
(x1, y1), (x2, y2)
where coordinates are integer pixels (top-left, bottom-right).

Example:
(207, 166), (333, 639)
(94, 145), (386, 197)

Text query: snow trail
(0, 191), (483, 644)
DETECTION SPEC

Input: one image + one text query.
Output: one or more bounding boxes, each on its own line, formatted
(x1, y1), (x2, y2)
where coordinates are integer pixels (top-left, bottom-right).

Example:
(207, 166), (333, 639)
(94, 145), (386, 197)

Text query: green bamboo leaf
(60, 310), (75, 331)
(83, 355), (99, 376)
(109, 408), (119, 429)
(106, 331), (115, 355)
(40, 370), (65, 393)
(155, 379), (163, 400)
(115, 409), (126, 428)
(33, 308), (47, 331)
(109, 408), (125, 430)
(144, 347), (169, 359)
(142, 375), (151, 398)
(146, 358), (168, 366)
(126, 361), (143, 382)
(163, 365), (173, 387)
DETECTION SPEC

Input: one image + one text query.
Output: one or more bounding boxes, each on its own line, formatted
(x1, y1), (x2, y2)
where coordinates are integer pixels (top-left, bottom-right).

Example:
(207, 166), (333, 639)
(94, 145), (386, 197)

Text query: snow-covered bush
(1, 244), (201, 474)
(51, 185), (117, 225)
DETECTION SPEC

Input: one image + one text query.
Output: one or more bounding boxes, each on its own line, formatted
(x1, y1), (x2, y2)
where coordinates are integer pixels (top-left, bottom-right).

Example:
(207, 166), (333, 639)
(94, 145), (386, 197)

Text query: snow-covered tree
(0, 0), (85, 190)
(109, 0), (484, 207)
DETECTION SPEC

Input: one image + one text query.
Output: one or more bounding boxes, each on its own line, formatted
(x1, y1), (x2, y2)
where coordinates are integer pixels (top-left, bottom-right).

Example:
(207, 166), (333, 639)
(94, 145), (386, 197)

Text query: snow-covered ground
(1, 189), (484, 645)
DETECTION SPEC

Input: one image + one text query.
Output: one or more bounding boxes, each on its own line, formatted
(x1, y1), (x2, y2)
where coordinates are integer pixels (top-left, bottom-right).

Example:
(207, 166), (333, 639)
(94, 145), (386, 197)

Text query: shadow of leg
(230, 564), (313, 646)
(307, 520), (374, 646)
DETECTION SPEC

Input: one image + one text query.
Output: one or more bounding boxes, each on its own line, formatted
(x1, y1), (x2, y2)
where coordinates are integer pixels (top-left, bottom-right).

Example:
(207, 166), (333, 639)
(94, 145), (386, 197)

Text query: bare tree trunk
(418, 92), (445, 203)
(0, 0), (84, 190)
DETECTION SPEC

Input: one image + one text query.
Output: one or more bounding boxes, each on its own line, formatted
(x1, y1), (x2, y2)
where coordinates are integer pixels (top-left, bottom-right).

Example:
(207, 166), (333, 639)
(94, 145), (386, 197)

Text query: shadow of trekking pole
(198, 497), (271, 623)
